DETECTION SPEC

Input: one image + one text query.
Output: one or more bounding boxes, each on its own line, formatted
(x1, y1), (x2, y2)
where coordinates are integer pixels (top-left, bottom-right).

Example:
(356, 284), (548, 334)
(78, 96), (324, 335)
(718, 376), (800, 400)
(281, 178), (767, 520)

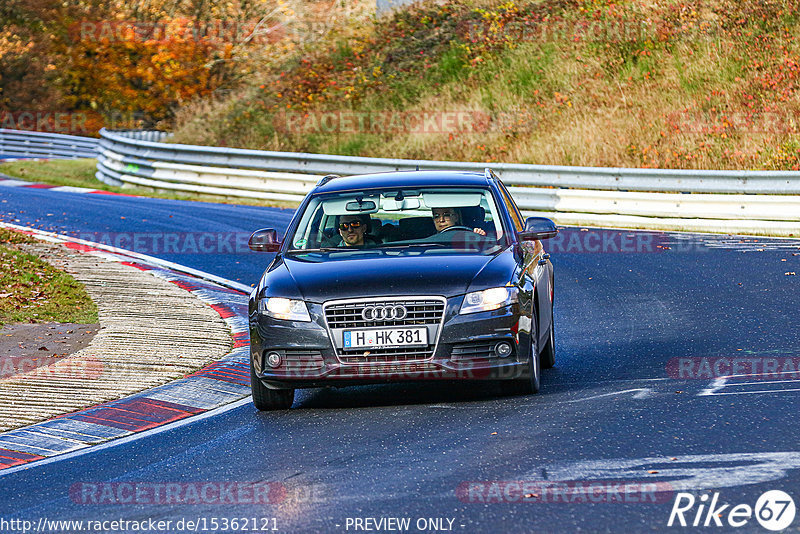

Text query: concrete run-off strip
(0, 239), (232, 431)
(0, 224), (252, 470)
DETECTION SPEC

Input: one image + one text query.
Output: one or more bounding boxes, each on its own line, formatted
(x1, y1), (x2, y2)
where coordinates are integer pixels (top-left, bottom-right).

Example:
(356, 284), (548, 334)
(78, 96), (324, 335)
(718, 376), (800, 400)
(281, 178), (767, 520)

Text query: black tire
(540, 304), (556, 369)
(512, 328), (540, 395)
(250, 359), (294, 410)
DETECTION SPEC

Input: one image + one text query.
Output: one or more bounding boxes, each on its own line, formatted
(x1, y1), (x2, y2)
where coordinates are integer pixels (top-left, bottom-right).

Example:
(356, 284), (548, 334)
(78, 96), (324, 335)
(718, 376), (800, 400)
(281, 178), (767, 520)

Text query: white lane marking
(566, 388), (653, 402)
(731, 379), (800, 387)
(0, 179), (30, 187)
(698, 377), (728, 396)
(702, 388), (800, 396)
(0, 397), (253, 478)
(537, 452), (800, 492)
(49, 186), (96, 193)
(699, 372), (800, 397)
(550, 377), (672, 385)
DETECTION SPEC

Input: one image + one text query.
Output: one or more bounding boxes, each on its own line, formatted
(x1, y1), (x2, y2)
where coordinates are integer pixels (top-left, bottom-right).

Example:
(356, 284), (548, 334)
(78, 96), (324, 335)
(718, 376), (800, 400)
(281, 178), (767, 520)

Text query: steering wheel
(439, 226), (473, 233)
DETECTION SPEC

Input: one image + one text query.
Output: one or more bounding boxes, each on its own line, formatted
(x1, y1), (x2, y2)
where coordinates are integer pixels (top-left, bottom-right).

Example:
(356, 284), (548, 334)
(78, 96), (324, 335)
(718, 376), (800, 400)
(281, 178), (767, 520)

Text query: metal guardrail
(377, 0), (420, 15)
(105, 130), (171, 143)
(96, 128), (800, 236)
(0, 129), (99, 159)
(96, 129), (800, 194)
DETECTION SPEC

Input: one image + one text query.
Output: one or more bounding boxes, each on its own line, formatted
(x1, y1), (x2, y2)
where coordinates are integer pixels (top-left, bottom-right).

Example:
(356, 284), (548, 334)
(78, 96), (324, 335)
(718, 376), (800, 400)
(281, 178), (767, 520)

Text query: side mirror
(248, 228), (281, 252)
(519, 217), (558, 240)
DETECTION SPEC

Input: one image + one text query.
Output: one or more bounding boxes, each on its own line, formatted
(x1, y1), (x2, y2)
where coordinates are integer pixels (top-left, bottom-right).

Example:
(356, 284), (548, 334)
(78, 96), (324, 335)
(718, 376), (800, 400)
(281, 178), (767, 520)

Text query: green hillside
(170, 0), (800, 170)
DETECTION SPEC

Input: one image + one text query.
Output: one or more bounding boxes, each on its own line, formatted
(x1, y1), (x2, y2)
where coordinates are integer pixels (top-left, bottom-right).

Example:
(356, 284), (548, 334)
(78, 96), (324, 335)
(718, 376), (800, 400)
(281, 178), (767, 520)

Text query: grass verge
(0, 227), (98, 326)
(169, 0), (800, 171)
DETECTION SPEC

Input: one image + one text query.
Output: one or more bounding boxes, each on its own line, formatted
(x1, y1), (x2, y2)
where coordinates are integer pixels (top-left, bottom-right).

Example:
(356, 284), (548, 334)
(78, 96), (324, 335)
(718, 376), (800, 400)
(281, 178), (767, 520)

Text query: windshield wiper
(377, 243), (450, 249)
(286, 247), (346, 253)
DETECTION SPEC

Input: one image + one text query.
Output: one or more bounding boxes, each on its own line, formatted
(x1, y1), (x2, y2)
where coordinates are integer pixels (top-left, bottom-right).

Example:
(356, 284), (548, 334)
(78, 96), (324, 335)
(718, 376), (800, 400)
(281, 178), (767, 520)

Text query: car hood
(263, 249), (517, 302)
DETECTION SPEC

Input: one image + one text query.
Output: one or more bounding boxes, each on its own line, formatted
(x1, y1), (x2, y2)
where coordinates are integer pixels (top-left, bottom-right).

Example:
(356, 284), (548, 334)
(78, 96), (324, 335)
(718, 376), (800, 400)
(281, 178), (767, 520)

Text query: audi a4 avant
(248, 169), (557, 409)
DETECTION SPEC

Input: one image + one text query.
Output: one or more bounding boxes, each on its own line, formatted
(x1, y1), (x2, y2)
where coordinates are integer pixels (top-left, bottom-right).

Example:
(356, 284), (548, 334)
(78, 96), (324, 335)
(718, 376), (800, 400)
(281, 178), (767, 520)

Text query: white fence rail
(0, 129), (98, 159)
(91, 128), (799, 236)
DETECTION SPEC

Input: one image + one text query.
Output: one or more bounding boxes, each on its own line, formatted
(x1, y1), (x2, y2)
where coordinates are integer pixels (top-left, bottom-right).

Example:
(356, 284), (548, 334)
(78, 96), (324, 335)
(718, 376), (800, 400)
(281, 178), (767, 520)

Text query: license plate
(343, 327), (428, 349)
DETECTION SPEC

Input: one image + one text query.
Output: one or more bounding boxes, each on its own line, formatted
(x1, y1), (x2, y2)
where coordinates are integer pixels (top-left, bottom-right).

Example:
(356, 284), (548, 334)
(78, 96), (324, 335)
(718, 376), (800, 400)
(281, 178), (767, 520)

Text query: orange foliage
(1, 0), (315, 133)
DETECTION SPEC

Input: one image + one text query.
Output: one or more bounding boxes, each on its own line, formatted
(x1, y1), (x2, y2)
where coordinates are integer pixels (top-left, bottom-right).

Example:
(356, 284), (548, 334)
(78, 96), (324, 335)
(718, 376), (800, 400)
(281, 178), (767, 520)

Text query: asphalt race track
(1, 185), (799, 533)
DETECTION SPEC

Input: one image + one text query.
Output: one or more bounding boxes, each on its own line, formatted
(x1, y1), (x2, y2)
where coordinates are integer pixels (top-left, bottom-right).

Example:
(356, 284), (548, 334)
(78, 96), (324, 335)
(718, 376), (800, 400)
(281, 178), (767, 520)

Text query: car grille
(283, 350), (324, 370)
(336, 362), (440, 376)
(269, 350), (324, 374)
(451, 341), (515, 361)
(324, 297), (445, 364)
(451, 342), (497, 360)
(338, 346), (435, 364)
(324, 299), (445, 329)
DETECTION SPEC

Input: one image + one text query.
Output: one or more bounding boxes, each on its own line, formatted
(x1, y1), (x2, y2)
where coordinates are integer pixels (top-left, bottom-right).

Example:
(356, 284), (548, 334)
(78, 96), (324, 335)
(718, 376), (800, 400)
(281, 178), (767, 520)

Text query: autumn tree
(1, 0), (340, 133)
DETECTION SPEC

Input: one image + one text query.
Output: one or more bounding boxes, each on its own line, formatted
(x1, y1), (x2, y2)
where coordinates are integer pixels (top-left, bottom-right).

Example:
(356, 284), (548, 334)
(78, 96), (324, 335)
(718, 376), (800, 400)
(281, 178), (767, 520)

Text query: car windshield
(287, 187), (507, 255)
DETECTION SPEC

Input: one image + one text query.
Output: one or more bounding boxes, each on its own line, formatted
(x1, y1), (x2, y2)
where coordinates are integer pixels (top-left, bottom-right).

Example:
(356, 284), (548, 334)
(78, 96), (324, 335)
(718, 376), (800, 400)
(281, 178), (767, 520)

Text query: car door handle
(538, 253), (550, 265)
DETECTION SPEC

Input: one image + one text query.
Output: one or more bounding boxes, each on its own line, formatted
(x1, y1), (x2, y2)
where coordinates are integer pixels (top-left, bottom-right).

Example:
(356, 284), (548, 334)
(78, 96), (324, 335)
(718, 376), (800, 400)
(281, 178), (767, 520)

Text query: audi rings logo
(362, 305), (408, 322)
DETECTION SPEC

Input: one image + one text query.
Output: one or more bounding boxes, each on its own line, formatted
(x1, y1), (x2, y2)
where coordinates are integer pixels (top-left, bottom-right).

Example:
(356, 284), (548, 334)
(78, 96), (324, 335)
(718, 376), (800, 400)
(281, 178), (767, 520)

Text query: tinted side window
(497, 182), (524, 233)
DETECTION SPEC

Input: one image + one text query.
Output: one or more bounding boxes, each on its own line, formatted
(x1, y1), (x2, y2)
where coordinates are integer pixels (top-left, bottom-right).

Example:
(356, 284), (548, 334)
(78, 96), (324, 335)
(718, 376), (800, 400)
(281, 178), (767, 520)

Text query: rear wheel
(250, 358), (294, 410)
(540, 304), (556, 369)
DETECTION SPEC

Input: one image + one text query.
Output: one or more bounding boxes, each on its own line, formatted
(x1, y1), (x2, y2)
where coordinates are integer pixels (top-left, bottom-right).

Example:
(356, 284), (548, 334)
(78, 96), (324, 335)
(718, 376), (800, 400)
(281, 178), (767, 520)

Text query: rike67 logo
(668, 490), (796, 530)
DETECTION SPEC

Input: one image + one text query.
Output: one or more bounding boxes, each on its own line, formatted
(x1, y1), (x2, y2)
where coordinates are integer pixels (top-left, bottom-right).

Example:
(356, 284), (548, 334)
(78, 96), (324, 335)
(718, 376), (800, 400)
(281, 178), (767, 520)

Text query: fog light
(495, 342), (512, 358)
(266, 352), (282, 368)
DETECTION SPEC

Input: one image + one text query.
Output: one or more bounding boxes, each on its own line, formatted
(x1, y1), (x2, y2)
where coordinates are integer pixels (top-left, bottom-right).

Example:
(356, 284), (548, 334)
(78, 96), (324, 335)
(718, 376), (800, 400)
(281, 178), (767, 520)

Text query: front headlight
(258, 297), (311, 322)
(459, 287), (518, 315)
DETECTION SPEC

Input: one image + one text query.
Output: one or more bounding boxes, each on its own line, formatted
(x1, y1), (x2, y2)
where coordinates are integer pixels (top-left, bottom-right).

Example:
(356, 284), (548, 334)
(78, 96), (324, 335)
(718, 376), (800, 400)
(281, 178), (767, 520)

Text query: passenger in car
(335, 214), (381, 247)
(431, 208), (487, 236)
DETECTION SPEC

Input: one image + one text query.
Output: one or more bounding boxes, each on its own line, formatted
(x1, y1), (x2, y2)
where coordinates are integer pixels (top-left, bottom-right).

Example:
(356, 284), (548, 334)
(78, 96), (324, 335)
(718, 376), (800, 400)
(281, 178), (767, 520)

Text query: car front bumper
(249, 299), (533, 389)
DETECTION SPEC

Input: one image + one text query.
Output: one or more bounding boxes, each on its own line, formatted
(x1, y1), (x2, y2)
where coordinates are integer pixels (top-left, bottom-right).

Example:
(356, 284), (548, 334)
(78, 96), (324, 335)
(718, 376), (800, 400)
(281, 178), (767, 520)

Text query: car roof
(312, 170), (492, 194)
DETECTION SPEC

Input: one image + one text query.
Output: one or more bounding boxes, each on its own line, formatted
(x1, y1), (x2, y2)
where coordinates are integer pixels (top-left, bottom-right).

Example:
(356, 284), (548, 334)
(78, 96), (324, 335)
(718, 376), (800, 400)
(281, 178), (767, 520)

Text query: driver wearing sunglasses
(335, 214), (380, 247)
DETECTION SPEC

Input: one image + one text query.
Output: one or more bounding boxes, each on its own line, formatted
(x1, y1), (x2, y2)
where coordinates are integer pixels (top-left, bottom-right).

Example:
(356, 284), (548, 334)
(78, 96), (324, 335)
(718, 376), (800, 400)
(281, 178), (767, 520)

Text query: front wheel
(250, 358), (294, 410)
(540, 306), (556, 369)
(512, 329), (540, 395)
